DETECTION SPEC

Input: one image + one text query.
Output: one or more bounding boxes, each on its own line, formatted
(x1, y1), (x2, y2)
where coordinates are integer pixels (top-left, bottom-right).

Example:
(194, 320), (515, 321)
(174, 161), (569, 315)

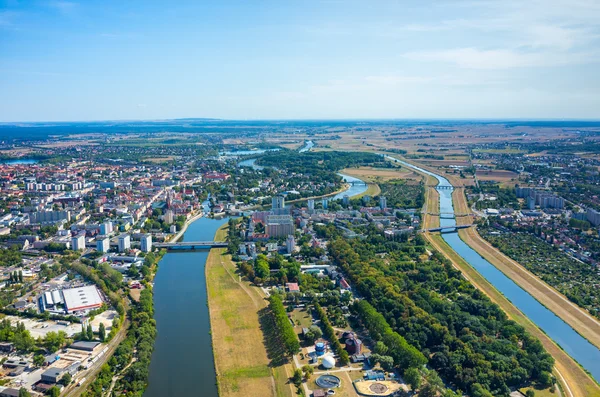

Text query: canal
(387, 155), (600, 382)
(145, 215), (228, 397)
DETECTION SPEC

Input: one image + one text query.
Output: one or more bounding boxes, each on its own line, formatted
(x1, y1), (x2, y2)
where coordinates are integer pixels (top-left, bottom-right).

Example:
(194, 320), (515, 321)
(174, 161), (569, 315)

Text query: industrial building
(61, 285), (103, 313)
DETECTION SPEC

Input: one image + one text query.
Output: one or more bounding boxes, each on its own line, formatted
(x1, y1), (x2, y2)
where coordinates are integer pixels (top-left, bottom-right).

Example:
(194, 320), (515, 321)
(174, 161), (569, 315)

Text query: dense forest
(257, 150), (385, 179)
(378, 179), (425, 209)
(328, 232), (555, 396)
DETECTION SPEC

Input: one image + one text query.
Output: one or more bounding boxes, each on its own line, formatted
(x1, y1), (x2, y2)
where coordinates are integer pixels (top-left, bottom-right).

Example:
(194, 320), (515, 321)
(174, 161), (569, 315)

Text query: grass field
(340, 166), (422, 183)
(208, 224), (295, 397)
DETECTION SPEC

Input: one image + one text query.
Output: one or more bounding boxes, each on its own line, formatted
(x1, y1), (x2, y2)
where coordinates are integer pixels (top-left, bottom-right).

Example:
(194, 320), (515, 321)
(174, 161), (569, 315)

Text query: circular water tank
(322, 355), (336, 369)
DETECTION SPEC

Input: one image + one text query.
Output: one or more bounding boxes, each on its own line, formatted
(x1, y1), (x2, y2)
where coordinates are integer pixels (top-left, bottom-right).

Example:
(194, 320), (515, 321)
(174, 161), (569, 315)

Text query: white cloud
(404, 47), (598, 69)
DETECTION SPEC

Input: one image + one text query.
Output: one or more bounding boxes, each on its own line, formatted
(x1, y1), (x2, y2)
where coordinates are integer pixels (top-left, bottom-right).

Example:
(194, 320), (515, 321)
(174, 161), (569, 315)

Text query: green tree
(18, 388), (31, 397)
(301, 365), (314, 380)
(374, 341), (388, 355)
(33, 354), (45, 367)
(404, 367), (421, 391)
(43, 331), (67, 352)
(60, 372), (72, 386)
(48, 386), (61, 397)
(292, 369), (303, 387)
(99, 322), (106, 342)
(525, 390), (535, 397)
(86, 324), (94, 341)
(18, 270), (23, 283)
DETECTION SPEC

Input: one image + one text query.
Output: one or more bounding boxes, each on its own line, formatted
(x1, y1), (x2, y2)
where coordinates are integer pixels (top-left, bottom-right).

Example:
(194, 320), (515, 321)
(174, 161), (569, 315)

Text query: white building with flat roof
(71, 234), (85, 251)
(96, 237), (110, 253)
(140, 234), (152, 253)
(118, 234), (131, 252)
(62, 285), (103, 313)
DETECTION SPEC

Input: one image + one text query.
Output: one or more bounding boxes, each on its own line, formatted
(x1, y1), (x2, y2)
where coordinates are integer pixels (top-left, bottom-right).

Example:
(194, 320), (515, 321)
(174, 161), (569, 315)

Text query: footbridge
(154, 241), (228, 250)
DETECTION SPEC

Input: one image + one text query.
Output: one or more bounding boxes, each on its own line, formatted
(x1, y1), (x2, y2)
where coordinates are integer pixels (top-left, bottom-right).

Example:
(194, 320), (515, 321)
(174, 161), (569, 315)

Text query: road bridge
(421, 224), (473, 233)
(154, 241), (228, 250)
(425, 185), (453, 189)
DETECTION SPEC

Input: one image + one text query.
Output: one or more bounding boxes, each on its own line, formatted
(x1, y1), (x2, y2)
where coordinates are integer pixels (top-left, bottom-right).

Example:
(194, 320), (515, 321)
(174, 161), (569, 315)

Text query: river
(299, 140), (314, 152)
(387, 155), (600, 382)
(0, 158), (39, 165)
(145, 215), (228, 397)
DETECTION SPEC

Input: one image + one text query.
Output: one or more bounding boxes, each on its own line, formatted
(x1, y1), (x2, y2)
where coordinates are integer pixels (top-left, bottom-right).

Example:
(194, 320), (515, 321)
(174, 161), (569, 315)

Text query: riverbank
(206, 223), (294, 397)
(425, 233), (598, 397)
(169, 210), (203, 243)
(391, 154), (600, 397)
(391, 154), (600, 351)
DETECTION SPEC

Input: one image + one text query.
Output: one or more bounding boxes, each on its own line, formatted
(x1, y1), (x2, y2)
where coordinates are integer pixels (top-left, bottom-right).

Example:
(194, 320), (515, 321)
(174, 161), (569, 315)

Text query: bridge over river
(421, 224), (474, 233)
(154, 241), (228, 250)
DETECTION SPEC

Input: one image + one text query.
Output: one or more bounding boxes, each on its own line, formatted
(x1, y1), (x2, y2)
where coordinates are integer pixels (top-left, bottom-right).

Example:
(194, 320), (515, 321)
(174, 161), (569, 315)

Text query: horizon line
(2, 117), (600, 125)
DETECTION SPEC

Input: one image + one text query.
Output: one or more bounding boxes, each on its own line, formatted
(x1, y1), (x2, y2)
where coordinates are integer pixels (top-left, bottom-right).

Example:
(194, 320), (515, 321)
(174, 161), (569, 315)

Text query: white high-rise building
(272, 195), (285, 209)
(380, 196), (387, 210)
(100, 221), (113, 235)
(307, 199), (315, 212)
(140, 234), (152, 253)
(342, 195), (350, 206)
(163, 210), (175, 224)
(286, 235), (296, 254)
(96, 237), (110, 253)
(118, 234), (131, 252)
(71, 234), (85, 251)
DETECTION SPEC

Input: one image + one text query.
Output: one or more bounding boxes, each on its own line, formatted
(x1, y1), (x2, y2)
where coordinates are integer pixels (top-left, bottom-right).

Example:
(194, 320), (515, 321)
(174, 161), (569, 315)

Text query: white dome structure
(322, 355), (336, 369)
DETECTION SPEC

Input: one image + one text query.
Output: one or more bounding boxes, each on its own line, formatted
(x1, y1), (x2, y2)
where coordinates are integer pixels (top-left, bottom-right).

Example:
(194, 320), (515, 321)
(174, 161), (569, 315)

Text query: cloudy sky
(1, 0), (599, 121)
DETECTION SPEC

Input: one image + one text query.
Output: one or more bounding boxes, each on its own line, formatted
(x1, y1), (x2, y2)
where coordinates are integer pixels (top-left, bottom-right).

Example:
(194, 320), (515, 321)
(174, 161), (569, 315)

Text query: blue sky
(1, 0), (599, 121)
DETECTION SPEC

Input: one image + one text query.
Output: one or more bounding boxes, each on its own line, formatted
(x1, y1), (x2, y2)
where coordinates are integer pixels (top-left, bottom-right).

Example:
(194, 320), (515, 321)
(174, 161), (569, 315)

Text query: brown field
(476, 169), (519, 184)
(142, 156), (179, 163)
(340, 167), (422, 183)
(207, 248), (278, 397)
(208, 225), (294, 397)
(417, 159), (471, 168)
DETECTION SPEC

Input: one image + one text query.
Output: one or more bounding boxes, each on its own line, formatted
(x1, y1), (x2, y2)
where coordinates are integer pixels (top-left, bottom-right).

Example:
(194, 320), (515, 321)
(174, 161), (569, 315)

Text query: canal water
(145, 215), (228, 397)
(387, 155), (600, 382)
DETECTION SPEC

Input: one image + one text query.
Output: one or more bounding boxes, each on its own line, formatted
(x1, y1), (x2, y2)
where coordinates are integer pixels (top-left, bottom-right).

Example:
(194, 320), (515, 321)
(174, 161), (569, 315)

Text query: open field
(208, 224), (294, 397)
(475, 169), (520, 185)
(340, 166), (422, 183)
(425, 233), (600, 397)
(206, 247), (277, 397)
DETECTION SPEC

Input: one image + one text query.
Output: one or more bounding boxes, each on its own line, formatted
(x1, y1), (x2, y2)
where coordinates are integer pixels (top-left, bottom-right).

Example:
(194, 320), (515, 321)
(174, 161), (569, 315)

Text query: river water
(145, 215), (228, 397)
(387, 155), (600, 382)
